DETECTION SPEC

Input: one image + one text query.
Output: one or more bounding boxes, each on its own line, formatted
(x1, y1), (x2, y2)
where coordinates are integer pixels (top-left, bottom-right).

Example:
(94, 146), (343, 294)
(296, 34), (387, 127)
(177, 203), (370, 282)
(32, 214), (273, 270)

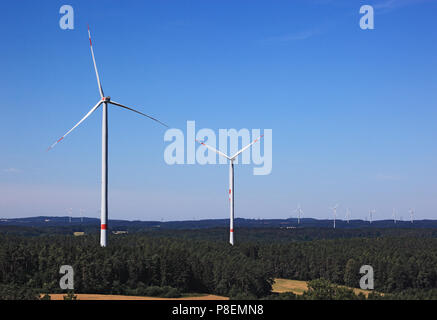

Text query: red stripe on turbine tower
(230, 229), (234, 232)
(101, 224), (107, 230)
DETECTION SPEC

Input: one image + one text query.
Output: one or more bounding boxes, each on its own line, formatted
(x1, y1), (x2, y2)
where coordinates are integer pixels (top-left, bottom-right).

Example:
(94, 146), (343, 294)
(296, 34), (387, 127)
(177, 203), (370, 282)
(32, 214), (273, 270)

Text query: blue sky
(0, 0), (437, 221)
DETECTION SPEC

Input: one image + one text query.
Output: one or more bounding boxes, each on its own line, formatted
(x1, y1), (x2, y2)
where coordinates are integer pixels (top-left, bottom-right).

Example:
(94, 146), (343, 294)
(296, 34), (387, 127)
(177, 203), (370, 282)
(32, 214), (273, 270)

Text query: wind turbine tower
(197, 135), (264, 245)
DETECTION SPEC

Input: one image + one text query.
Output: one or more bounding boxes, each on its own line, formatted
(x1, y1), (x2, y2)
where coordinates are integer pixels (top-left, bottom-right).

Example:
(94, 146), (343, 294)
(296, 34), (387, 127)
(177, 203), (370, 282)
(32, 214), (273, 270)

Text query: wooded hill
(1, 225), (437, 300)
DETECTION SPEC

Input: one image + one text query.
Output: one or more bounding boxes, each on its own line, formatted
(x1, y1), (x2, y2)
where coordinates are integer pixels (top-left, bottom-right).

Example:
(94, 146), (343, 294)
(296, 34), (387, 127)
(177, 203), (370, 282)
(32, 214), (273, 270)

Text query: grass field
(272, 278), (373, 297)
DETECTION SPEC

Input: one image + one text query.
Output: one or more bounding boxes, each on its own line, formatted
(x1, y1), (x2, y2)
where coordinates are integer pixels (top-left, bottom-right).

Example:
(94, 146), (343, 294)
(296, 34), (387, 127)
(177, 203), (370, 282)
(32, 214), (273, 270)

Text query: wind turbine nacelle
(102, 96), (111, 102)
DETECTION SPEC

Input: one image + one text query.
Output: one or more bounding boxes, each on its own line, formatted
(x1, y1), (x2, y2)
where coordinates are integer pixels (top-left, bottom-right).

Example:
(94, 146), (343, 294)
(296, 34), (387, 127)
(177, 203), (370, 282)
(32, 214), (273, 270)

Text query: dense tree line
(0, 233), (272, 299)
(254, 237), (437, 293)
(0, 226), (436, 299)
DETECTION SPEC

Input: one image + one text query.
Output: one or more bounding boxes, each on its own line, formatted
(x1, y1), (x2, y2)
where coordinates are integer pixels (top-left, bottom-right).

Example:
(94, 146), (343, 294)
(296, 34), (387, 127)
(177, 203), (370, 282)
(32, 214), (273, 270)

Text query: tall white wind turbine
(330, 204), (338, 229)
(393, 208), (397, 224)
(197, 135), (264, 245)
(48, 26), (168, 247)
(294, 204), (304, 224)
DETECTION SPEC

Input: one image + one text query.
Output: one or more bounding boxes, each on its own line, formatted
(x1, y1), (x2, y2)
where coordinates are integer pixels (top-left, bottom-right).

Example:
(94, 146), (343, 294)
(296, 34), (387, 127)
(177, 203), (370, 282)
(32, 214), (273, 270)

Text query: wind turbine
(345, 208), (351, 224)
(197, 135), (264, 245)
(409, 208), (414, 223)
(369, 209), (375, 224)
(67, 208), (73, 223)
(48, 26), (168, 247)
(294, 204), (304, 224)
(393, 208), (397, 224)
(330, 204), (338, 229)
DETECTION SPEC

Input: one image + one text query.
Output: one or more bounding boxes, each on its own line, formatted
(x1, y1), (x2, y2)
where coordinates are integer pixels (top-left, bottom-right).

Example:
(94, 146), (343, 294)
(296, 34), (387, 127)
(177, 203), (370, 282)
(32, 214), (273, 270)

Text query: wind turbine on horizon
(345, 208), (351, 224)
(393, 208), (397, 224)
(48, 26), (168, 247)
(197, 135), (264, 245)
(294, 204), (304, 224)
(409, 208), (415, 223)
(67, 208), (72, 223)
(330, 204), (338, 229)
(369, 209), (375, 224)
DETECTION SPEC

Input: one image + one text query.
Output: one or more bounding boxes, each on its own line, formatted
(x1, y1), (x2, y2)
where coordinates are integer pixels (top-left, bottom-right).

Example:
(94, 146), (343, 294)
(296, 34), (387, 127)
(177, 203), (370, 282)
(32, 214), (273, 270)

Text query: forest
(0, 225), (436, 300)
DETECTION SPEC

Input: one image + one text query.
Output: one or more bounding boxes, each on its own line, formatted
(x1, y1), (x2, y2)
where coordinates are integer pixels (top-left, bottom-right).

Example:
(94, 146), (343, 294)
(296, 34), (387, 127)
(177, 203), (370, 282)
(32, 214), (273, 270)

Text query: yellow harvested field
(47, 293), (228, 300)
(272, 278), (308, 295)
(272, 278), (374, 297)
(349, 287), (374, 297)
(47, 279), (374, 300)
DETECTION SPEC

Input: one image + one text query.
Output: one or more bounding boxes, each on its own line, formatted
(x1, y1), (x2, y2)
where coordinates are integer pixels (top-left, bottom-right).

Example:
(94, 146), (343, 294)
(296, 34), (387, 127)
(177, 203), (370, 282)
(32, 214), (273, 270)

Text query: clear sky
(0, 0), (436, 221)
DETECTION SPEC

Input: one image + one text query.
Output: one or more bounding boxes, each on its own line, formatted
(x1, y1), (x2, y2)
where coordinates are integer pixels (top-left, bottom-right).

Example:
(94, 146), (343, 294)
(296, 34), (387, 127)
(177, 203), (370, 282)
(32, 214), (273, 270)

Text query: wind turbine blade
(108, 101), (168, 128)
(47, 101), (102, 151)
(230, 135), (264, 160)
(88, 25), (104, 98)
(196, 139), (230, 160)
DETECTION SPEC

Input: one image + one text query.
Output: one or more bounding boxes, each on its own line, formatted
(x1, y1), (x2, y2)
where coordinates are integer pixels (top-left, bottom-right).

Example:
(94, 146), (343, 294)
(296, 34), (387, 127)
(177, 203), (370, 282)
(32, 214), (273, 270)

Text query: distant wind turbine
(330, 204), (338, 229)
(393, 208), (397, 224)
(48, 26), (168, 247)
(409, 208), (415, 223)
(345, 208), (351, 224)
(197, 135), (264, 245)
(369, 209), (375, 224)
(67, 208), (73, 223)
(294, 204), (304, 224)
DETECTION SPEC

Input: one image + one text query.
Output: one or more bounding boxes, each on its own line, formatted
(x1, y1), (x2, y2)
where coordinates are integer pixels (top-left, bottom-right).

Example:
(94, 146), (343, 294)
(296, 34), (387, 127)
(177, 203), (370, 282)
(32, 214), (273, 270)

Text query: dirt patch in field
(47, 293), (228, 300)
